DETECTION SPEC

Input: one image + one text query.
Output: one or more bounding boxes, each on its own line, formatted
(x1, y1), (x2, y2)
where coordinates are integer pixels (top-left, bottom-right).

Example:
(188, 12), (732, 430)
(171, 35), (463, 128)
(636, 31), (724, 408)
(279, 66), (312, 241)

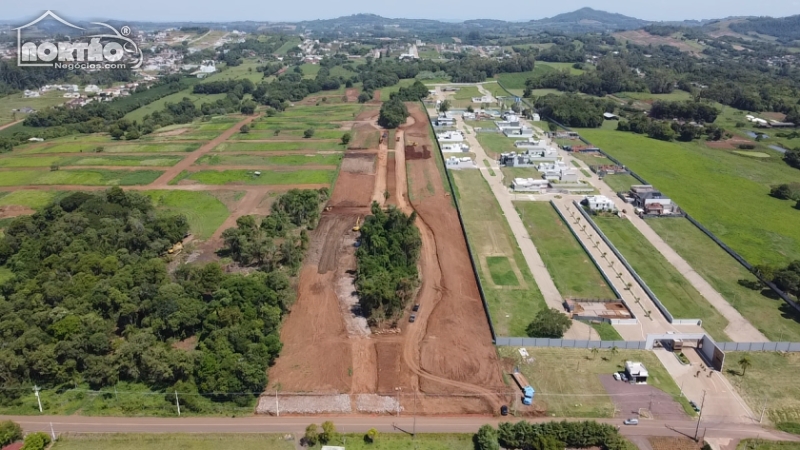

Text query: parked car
(409, 314), (416, 323)
(500, 405), (509, 416)
(613, 372), (621, 381)
(412, 303), (420, 312)
(623, 418), (639, 425)
(689, 400), (700, 412)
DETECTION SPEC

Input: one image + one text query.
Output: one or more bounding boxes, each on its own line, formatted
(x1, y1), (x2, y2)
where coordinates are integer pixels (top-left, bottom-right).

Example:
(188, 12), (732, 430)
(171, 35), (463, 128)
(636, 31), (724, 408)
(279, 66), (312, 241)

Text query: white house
(84, 85), (101, 94)
(503, 126), (534, 138)
(441, 143), (469, 152)
(531, 113), (541, 121)
(583, 195), (617, 212)
(624, 361), (649, 384)
(23, 90), (40, 98)
(511, 178), (549, 192)
(471, 95), (493, 104)
(28, 137), (44, 142)
(199, 60), (217, 73)
(437, 131), (464, 143)
(445, 156), (477, 170)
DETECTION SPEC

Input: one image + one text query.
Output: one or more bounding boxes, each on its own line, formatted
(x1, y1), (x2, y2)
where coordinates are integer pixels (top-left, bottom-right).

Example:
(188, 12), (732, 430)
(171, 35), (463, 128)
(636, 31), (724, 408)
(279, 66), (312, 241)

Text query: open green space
(0, 155), (182, 167)
(213, 141), (344, 152)
(501, 166), (541, 183)
(539, 61), (586, 75)
(0, 169), (162, 186)
(474, 132), (518, 158)
(451, 170), (545, 336)
(17, 142), (199, 154)
(0, 91), (70, 126)
(499, 347), (690, 417)
(376, 79), (415, 99)
(171, 169), (335, 186)
(726, 352), (800, 426)
(144, 190), (231, 240)
(648, 218), (800, 341)
(486, 256), (520, 286)
(275, 37), (301, 55)
(593, 216), (730, 340)
(516, 202), (616, 300)
(496, 65), (556, 90)
(51, 434), (294, 450)
(614, 90), (693, 102)
(0, 190), (58, 209)
(281, 103), (367, 121)
(589, 321), (624, 340)
(600, 173), (639, 193)
(124, 91), (228, 122)
(196, 154), (342, 166)
(577, 127), (800, 266)
(452, 86), (482, 100)
(734, 151), (771, 158)
(234, 129), (345, 140)
(571, 151), (613, 166)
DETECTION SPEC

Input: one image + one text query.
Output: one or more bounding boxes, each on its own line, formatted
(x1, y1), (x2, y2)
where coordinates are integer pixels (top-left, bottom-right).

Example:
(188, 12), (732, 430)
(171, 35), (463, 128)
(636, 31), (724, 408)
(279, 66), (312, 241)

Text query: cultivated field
(195, 154), (342, 166)
(516, 202), (616, 300)
(0, 169), (163, 186)
(144, 191), (232, 239)
(170, 169), (336, 186)
(451, 170), (545, 337)
(593, 216), (730, 341)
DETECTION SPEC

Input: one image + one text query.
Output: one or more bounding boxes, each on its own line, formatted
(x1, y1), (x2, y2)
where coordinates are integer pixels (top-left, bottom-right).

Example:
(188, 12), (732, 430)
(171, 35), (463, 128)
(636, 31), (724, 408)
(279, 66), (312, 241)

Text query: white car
(623, 418), (639, 425)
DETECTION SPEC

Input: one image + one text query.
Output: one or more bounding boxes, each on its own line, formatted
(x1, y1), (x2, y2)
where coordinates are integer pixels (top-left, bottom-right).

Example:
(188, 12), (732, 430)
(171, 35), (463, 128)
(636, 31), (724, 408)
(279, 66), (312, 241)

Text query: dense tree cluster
(474, 421), (636, 450)
(526, 308), (572, 338)
(378, 97), (410, 129)
(730, 16), (800, 43)
(784, 149), (800, 171)
(534, 93), (615, 128)
(616, 114), (725, 142)
(525, 57), (646, 97)
(0, 421), (22, 447)
(649, 100), (719, 123)
(757, 261), (800, 298)
(356, 202), (421, 321)
(0, 188), (292, 408)
(390, 80), (430, 101)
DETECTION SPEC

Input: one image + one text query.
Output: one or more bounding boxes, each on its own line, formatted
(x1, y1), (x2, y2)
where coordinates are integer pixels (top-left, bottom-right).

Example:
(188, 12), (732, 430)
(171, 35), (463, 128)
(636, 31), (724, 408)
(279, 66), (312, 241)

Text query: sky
(5, 0), (800, 23)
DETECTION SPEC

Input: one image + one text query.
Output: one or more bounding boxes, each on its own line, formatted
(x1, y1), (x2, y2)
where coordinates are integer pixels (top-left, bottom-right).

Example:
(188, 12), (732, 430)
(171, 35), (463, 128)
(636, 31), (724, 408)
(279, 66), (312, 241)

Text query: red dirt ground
(705, 136), (755, 150)
(345, 88), (359, 103)
(385, 152), (397, 206)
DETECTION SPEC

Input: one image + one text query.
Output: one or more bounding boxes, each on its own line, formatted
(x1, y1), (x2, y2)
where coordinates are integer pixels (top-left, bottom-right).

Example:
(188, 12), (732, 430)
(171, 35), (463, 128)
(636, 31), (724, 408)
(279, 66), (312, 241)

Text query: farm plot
(0, 155), (182, 167)
(0, 169), (162, 186)
(516, 202), (616, 300)
(213, 141), (344, 152)
(195, 154), (342, 167)
(577, 128), (800, 266)
(0, 190), (59, 209)
(232, 129), (345, 140)
(170, 169), (335, 186)
(17, 142), (199, 154)
(144, 190), (231, 240)
(593, 216), (729, 341)
(451, 170), (545, 337)
(648, 218), (800, 342)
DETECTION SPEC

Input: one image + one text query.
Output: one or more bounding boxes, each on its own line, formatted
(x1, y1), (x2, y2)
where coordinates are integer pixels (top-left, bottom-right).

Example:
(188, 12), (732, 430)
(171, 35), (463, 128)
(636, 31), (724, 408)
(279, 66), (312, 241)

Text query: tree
(738, 355), (752, 376)
(320, 421), (338, 444)
(548, 122), (558, 132)
(365, 428), (378, 443)
(525, 308), (572, 338)
(467, 105), (475, 113)
(303, 128), (315, 138)
(528, 434), (563, 450)
(475, 424), (499, 450)
(378, 98), (410, 129)
(341, 132), (352, 146)
(125, 129), (140, 140)
(240, 124), (250, 134)
(304, 424), (319, 446)
(109, 125), (124, 139)
(439, 99), (451, 113)
(20, 432), (50, 450)
(0, 421), (23, 447)
(770, 184), (796, 200)
(240, 100), (257, 115)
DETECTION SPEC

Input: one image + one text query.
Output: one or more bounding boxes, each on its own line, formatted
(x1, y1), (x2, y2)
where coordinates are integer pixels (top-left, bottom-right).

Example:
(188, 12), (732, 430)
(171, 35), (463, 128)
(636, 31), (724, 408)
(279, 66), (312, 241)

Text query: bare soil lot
(599, 374), (688, 420)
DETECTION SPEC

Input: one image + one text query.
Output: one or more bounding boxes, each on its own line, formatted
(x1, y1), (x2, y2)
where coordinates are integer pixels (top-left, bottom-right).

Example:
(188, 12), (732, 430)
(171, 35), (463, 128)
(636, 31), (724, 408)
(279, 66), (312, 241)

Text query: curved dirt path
(0, 119), (23, 131)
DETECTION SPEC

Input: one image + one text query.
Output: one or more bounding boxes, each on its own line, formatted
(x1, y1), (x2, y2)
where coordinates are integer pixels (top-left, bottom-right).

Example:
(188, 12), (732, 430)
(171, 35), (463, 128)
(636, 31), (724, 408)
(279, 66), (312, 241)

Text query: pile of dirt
(355, 394), (402, 413)
(256, 394), (352, 415)
(385, 153), (397, 205)
(0, 205), (35, 219)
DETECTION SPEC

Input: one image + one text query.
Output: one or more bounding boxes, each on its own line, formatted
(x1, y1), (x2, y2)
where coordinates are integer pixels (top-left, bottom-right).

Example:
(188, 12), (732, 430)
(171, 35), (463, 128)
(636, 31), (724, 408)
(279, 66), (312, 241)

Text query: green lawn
(213, 141), (345, 152)
(539, 61), (585, 75)
(0, 169), (162, 186)
(577, 128), (800, 266)
(589, 321), (624, 340)
(52, 434), (294, 450)
(593, 216), (729, 340)
(0, 190), (58, 209)
(499, 347), (688, 417)
(453, 86), (482, 100)
(0, 91), (69, 126)
(196, 154), (342, 166)
(516, 202), (616, 300)
(275, 37), (301, 55)
(17, 142), (199, 154)
(600, 173), (640, 193)
(487, 256), (520, 286)
(614, 90), (693, 102)
(501, 167), (542, 183)
(725, 352), (800, 426)
(571, 152), (613, 166)
(144, 191), (231, 240)
(0, 155), (182, 167)
(475, 133), (518, 159)
(496, 65), (556, 90)
(451, 170), (545, 337)
(648, 218), (800, 342)
(171, 169), (335, 186)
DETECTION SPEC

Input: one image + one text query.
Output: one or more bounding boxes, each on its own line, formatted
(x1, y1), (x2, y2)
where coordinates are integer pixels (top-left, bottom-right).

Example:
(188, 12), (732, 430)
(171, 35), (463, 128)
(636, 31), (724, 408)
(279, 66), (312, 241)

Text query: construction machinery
(352, 216), (361, 232)
(167, 242), (183, 255)
(511, 368), (535, 405)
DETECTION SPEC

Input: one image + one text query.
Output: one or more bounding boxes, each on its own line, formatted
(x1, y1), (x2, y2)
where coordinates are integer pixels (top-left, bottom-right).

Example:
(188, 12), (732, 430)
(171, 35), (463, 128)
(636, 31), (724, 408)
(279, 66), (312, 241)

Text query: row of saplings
(299, 420), (637, 450)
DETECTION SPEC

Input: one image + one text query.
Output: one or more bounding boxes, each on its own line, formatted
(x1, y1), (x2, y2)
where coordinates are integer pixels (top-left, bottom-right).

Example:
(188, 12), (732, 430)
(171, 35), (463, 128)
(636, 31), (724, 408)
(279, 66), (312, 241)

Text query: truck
(511, 369), (535, 405)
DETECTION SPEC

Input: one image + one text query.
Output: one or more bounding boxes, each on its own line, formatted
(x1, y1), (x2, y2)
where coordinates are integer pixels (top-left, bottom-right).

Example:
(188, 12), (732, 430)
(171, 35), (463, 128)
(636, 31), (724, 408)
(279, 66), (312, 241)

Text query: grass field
(171, 169), (335, 186)
(601, 173), (640, 193)
(593, 216), (729, 341)
(499, 347), (686, 417)
(516, 202), (616, 300)
(725, 352), (800, 426)
(0, 155), (182, 168)
(453, 86), (482, 100)
(0, 91), (69, 126)
(496, 65), (556, 90)
(475, 133), (518, 158)
(52, 434), (294, 450)
(376, 79), (415, 99)
(275, 37), (301, 55)
(648, 218), (800, 342)
(737, 441), (800, 450)
(451, 170), (545, 336)
(0, 169), (162, 186)
(614, 90), (693, 102)
(0, 190), (58, 209)
(195, 154), (342, 166)
(17, 142), (199, 154)
(487, 256), (520, 286)
(213, 141), (344, 152)
(589, 321), (624, 340)
(501, 167), (542, 183)
(539, 61), (586, 75)
(571, 151), (613, 166)
(577, 128), (800, 266)
(234, 129), (345, 140)
(125, 91), (228, 122)
(144, 191), (231, 240)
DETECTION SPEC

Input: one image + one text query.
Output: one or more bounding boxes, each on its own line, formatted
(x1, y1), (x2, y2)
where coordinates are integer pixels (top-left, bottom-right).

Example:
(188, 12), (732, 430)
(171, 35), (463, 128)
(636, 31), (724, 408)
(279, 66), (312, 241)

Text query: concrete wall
(496, 337), (647, 349)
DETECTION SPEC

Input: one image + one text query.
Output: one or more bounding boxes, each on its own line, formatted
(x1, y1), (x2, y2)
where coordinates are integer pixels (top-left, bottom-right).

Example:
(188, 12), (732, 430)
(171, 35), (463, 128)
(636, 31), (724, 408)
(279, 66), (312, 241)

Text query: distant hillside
(729, 15), (800, 42)
(536, 7), (650, 31)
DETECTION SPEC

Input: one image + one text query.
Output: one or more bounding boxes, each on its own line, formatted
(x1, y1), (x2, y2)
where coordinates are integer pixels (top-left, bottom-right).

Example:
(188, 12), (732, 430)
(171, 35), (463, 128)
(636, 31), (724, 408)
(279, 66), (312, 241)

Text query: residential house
(436, 131), (464, 143)
(503, 126), (534, 138)
(511, 178), (549, 192)
(84, 85), (101, 94)
(445, 156), (477, 170)
(603, 112), (619, 120)
(582, 195), (617, 212)
(629, 185), (677, 215)
(440, 143), (469, 152)
(23, 90), (40, 98)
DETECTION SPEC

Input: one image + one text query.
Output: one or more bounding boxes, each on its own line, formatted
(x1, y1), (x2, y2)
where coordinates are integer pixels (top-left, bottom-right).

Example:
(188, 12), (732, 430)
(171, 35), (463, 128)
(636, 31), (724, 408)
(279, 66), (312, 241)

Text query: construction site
(264, 103), (511, 416)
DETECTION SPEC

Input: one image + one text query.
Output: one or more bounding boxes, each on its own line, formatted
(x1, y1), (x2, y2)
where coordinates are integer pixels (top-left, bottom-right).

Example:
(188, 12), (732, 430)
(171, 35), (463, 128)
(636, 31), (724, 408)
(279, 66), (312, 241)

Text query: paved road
(5, 414), (799, 442)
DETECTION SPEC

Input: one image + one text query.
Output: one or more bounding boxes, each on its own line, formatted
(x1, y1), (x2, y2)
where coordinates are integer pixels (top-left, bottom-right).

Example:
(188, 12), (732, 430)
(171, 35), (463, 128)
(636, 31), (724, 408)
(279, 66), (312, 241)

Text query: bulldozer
(352, 216), (361, 232)
(167, 242), (183, 255)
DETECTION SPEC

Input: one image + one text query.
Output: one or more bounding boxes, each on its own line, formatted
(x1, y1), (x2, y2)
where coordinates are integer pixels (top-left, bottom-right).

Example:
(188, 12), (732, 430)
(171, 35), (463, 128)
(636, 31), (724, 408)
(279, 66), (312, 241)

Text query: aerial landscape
(2, 2), (800, 449)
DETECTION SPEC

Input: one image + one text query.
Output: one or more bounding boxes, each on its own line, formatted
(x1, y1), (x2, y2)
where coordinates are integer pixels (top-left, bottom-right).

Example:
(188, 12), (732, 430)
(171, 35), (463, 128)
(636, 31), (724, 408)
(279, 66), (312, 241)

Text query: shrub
(303, 128), (315, 138)
(475, 424), (499, 450)
(320, 421), (337, 444)
(304, 424), (318, 446)
(0, 421), (23, 447)
(341, 132), (352, 145)
(526, 308), (572, 338)
(240, 124), (250, 134)
(20, 432), (50, 450)
(365, 428), (378, 443)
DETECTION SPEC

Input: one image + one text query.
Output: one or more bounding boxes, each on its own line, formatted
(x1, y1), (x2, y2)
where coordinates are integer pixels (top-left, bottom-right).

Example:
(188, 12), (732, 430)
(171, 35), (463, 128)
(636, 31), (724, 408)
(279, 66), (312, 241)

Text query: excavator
(352, 216), (361, 232)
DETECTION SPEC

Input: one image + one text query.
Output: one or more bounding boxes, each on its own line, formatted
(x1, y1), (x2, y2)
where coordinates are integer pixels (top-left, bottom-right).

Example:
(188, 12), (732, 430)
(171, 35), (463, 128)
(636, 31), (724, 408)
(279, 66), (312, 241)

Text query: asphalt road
(4, 415), (799, 442)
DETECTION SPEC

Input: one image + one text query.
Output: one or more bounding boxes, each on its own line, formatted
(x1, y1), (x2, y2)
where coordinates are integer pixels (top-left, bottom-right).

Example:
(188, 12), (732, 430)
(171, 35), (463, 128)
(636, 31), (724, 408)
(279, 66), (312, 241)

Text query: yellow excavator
(352, 216), (361, 232)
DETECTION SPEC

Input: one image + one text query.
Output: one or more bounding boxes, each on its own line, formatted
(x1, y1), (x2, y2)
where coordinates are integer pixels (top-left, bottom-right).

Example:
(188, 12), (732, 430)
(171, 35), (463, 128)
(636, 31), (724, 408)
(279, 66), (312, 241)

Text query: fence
(717, 341), (800, 352)
(496, 336), (647, 349)
(420, 100), (497, 343)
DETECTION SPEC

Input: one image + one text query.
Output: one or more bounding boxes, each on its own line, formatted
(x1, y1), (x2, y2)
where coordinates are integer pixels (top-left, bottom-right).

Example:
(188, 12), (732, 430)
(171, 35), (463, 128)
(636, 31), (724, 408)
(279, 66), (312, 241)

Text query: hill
(729, 14), (800, 42)
(537, 7), (650, 31)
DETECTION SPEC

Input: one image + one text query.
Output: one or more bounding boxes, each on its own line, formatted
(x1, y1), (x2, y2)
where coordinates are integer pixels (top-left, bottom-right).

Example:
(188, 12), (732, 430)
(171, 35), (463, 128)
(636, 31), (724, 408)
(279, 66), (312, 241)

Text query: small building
(436, 131), (464, 143)
(582, 195), (617, 212)
(531, 113), (541, 121)
(445, 156), (477, 170)
(84, 84), (101, 94)
(472, 95), (493, 103)
(441, 143), (469, 152)
(603, 112), (619, 120)
(511, 178), (549, 192)
(28, 137), (44, 142)
(462, 112), (476, 120)
(629, 185), (676, 215)
(434, 116), (456, 126)
(624, 361), (649, 384)
(23, 90), (40, 98)
(503, 126), (534, 138)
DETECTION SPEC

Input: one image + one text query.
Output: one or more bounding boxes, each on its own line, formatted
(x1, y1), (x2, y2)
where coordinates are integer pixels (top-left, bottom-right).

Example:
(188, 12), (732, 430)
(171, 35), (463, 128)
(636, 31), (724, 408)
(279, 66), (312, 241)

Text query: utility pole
(275, 390), (279, 417)
(49, 423), (56, 442)
(413, 390), (417, 438)
(33, 385), (42, 413)
(694, 390), (706, 442)
(760, 398), (767, 423)
(679, 380), (684, 398)
(174, 391), (181, 416)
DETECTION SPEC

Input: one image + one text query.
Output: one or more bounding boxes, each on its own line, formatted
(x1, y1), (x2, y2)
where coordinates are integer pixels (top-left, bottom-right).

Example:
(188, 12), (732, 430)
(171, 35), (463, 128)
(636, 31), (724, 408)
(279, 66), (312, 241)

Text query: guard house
(624, 361), (649, 384)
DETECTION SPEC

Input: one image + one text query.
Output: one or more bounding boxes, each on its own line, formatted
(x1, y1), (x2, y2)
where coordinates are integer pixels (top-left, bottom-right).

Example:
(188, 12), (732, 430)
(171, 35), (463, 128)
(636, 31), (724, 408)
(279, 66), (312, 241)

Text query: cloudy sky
(5, 0), (800, 23)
